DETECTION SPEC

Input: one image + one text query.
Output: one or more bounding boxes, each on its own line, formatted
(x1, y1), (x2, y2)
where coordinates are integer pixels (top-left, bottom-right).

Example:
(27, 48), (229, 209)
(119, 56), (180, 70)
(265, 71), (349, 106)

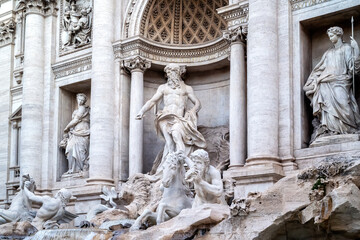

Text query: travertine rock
(118, 204), (229, 240)
(0, 221), (37, 237)
(200, 159), (360, 240)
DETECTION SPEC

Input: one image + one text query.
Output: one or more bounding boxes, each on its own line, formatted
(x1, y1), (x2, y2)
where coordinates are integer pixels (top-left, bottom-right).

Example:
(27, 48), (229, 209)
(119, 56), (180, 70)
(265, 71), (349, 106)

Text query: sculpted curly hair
(327, 26), (344, 37)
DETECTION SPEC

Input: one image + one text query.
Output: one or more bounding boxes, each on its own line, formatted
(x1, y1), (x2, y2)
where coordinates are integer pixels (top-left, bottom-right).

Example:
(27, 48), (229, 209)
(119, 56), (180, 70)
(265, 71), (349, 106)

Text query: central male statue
(136, 63), (206, 165)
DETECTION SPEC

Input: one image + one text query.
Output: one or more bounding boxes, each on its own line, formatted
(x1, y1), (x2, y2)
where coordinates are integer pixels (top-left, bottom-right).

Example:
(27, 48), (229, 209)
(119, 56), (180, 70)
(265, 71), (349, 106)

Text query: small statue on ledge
(60, 93), (90, 174)
(304, 26), (360, 144)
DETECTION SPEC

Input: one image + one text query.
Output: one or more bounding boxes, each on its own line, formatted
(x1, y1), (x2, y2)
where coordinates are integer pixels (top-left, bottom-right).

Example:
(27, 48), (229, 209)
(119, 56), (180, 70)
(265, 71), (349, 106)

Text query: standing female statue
(304, 26), (360, 143)
(60, 93), (90, 174)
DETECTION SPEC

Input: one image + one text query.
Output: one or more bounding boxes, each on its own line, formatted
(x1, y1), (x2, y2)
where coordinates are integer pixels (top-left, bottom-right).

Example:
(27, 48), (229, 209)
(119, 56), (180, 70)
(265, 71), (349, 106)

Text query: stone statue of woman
(60, 93), (90, 174)
(304, 26), (360, 143)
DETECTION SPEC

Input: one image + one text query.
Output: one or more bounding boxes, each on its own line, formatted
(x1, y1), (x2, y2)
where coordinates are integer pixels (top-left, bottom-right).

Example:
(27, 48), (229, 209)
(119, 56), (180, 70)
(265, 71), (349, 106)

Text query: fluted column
(224, 26), (247, 167)
(87, 0), (115, 184)
(125, 57), (151, 177)
(20, 1), (47, 183)
(247, 0), (279, 165)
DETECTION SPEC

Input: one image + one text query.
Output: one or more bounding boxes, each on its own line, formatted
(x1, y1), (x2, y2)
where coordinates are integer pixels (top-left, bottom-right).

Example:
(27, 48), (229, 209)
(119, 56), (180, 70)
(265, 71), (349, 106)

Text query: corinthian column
(125, 57), (151, 177)
(87, 0), (115, 184)
(224, 26), (247, 167)
(247, 0), (279, 165)
(20, 0), (48, 183)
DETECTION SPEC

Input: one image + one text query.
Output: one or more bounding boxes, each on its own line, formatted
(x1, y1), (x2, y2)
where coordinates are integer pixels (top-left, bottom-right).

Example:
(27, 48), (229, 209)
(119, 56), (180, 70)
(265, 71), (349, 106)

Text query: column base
(223, 162), (285, 199)
(86, 177), (114, 186)
(281, 157), (298, 175)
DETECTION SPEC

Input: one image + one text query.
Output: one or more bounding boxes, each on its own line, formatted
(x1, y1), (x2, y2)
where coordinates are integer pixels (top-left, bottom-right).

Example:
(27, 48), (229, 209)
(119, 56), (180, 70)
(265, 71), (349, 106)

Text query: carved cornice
(124, 56), (151, 73)
(16, 0), (58, 16)
(223, 25), (247, 44)
(217, 1), (248, 27)
(52, 55), (92, 79)
(290, 0), (332, 11)
(113, 36), (230, 66)
(0, 18), (15, 47)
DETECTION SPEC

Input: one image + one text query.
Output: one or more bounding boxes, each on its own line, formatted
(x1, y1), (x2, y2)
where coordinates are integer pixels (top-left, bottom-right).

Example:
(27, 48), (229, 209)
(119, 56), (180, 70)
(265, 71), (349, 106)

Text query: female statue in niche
(60, 93), (90, 174)
(304, 26), (360, 143)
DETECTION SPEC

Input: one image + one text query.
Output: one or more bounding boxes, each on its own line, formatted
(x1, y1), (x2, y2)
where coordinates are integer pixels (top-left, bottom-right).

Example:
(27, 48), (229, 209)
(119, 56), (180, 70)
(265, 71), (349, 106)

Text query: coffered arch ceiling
(140, 0), (228, 45)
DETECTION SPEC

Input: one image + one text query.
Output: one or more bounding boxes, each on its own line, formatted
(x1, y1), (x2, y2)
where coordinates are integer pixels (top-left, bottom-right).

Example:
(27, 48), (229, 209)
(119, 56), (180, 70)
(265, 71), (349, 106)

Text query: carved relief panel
(59, 0), (92, 54)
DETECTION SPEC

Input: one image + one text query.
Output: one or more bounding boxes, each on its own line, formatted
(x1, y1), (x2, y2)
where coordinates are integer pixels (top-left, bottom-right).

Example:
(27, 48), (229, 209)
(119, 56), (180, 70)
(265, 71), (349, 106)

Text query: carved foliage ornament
(16, 0), (58, 14)
(223, 25), (247, 43)
(124, 56), (151, 72)
(0, 18), (15, 46)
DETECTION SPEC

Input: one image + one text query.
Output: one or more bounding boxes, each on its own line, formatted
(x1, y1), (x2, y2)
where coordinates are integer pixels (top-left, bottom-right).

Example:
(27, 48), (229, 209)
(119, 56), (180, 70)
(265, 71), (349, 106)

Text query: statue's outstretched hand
(135, 113), (143, 120)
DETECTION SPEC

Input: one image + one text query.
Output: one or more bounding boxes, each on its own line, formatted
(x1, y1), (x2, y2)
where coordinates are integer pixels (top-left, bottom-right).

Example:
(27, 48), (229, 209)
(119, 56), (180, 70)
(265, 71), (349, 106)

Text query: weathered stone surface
(0, 221), (37, 237)
(201, 159), (360, 240)
(90, 209), (130, 227)
(117, 204), (229, 240)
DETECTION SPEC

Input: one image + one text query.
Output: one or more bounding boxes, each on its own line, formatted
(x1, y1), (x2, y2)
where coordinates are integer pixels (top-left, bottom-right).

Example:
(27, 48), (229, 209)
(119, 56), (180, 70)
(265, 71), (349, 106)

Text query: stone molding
(0, 18), (15, 47)
(124, 56), (151, 73)
(52, 55), (92, 79)
(16, 0), (58, 16)
(223, 25), (247, 44)
(217, 1), (248, 28)
(124, 0), (137, 38)
(113, 36), (230, 66)
(290, 0), (332, 11)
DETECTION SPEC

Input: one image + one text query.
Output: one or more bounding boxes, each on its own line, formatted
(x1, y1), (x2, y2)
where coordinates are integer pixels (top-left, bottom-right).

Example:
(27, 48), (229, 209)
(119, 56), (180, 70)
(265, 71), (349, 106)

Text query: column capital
(0, 18), (16, 47)
(223, 25), (247, 44)
(16, 0), (58, 16)
(124, 56), (151, 73)
(120, 60), (131, 76)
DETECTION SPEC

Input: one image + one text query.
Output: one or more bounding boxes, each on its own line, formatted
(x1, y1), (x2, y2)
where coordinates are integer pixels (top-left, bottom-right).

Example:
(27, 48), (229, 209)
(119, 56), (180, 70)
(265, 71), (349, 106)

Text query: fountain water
(24, 228), (112, 240)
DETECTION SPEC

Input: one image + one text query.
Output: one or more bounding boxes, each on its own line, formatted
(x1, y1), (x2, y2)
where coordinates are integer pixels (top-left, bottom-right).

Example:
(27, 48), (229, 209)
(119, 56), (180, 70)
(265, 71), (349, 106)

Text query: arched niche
(121, 0), (232, 172)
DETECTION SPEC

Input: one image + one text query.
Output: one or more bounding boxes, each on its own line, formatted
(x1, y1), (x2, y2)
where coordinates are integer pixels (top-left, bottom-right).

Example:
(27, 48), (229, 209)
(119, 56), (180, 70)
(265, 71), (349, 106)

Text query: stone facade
(0, 0), (360, 236)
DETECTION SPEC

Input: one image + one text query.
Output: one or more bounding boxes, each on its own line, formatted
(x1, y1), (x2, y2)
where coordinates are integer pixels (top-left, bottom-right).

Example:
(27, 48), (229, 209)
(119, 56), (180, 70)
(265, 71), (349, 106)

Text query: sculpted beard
(167, 71), (181, 89)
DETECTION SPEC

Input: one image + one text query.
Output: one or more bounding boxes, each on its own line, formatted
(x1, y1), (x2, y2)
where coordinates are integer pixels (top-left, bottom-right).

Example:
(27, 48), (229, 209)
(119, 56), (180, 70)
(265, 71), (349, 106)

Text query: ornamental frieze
(290, 0), (332, 11)
(113, 36), (230, 66)
(52, 55), (91, 79)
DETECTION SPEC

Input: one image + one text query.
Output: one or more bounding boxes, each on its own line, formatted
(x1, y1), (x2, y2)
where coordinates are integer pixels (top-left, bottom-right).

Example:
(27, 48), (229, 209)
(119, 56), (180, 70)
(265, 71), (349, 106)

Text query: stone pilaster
(125, 56), (151, 177)
(223, 25), (247, 168)
(10, 122), (19, 168)
(118, 61), (131, 181)
(87, 0), (115, 185)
